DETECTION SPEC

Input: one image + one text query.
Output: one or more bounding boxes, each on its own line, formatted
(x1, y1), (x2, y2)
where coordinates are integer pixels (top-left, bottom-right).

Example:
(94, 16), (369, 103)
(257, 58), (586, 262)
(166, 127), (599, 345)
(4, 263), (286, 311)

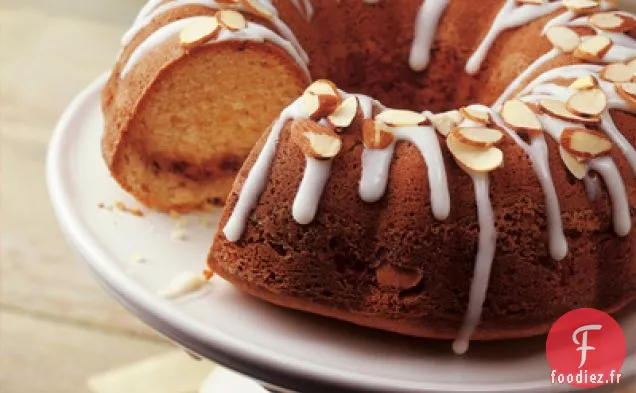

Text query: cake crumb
(98, 202), (106, 209)
(131, 253), (146, 264)
(171, 228), (187, 241)
(114, 201), (145, 217)
(176, 217), (190, 228)
(199, 216), (212, 228)
(169, 210), (181, 219)
(203, 268), (214, 280)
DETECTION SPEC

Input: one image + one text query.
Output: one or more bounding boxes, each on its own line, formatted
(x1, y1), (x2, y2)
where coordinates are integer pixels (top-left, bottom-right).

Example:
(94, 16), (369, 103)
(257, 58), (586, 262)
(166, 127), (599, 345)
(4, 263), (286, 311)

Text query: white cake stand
(47, 74), (636, 393)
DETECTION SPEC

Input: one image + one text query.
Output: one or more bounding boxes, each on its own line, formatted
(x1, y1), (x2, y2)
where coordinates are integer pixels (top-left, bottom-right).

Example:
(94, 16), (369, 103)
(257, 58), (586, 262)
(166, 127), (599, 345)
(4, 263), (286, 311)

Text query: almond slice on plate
(216, 9), (247, 31)
(327, 96), (359, 129)
(302, 91), (339, 120)
(456, 127), (505, 148)
(566, 88), (607, 117)
(460, 106), (491, 125)
(375, 109), (427, 127)
(546, 26), (581, 53)
(560, 127), (612, 159)
(569, 75), (598, 90)
(429, 110), (463, 136)
(600, 62), (633, 82)
(306, 79), (340, 99)
(291, 119), (342, 159)
(539, 99), (600, 124)
(559, 146), (588, 179)
(362, 119), (394, 149)
(573, 35), (612, 61)
(589, 12), (633, 33)
(615, 82), (636, 108)
(447, 131), (504, 173)
(239, 0), (273, 19)
(179, 16), (221, 49)
(501, 99), (543, 135)
(563, 0), (599, 14)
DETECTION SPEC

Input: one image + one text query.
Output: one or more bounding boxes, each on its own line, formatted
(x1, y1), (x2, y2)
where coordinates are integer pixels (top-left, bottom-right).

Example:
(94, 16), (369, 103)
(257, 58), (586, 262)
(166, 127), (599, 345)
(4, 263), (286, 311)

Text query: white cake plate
(47, 74), (636, 393)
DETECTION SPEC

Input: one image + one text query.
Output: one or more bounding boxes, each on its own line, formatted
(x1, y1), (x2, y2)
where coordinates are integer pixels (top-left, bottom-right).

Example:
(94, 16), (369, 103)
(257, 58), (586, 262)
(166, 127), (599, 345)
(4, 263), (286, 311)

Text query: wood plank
(0, 136), (160, 339)
(0, 310), (170, 393)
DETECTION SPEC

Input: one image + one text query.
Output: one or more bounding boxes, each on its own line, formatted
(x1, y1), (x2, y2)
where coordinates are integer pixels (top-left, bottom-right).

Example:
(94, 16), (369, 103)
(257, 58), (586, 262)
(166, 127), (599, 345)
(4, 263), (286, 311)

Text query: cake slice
(102, 5), (310, 212)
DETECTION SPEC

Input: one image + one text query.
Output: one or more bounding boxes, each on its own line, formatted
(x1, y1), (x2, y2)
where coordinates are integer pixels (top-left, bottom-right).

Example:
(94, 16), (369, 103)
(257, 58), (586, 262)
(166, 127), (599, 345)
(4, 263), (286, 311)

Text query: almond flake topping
(566, 88), (607, 117)
(573, 35), (612, 61)
(614, 82), (636, 108)
(460, 106), (491, 125)
(517, 0), (545, 4)
(429, 110), (463, 136)
(546, 26), (581, 53)
(362, 119), (395, 149)
(589, 12), (631, 32)
(563, 0), (599, 14)
(216, 9), (247, 31)
(600, 62), (633, 82)
(539, 99), (600, 124)
(327, 96), (359, 129)
(560, 127), (612, 159)
(501, 99), (543, 134)
(239, 0), (273, 19)
(569, 75), (598, 90)
(456, 127), (505, 148)
(302, 91), (339, 120)
(447, 131), (504, 173)
(559, 146), (588, 179)
(375, 109), (427, 127)
(179, 16), (221, 49)
(291, 119), (342, 159)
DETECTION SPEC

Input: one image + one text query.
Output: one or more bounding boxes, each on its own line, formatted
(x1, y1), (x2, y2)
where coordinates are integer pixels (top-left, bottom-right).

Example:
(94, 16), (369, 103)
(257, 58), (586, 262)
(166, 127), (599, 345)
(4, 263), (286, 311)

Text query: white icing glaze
(584, 174), (602, 202)
(409, 0), (450, 72)
(289, 0), (314, 20)
(601, 113), (636, 175)
(466, 0), (562, 75)
(223, 97), (306, 241)
(589, 158), (632, 236)
(121, 19), (310, 79)
(293, 157), (333, 224)
(392, 126), (451, 220)
(122, 0), (309, 64)
(157, 271), (208, 299)
(359, 144), (396, 203)
(453, 172), (497, 355)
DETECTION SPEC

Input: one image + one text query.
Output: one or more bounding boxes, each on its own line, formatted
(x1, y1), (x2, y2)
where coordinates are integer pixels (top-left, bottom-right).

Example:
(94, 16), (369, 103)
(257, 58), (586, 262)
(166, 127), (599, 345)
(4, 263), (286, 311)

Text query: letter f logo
(572, 324), (602, 368)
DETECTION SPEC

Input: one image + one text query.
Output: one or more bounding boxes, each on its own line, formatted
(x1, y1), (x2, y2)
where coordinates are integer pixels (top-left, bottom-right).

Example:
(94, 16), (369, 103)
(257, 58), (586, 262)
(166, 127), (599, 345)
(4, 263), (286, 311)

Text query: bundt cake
(200, 0), (636, 353)
(102, 0), (635, 352)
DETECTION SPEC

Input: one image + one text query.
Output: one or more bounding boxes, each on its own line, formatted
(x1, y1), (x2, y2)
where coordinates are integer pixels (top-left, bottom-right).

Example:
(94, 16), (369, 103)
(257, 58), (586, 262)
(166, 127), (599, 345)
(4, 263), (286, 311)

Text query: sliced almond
(589, 12), (632, 32)
(302, 91), (339, 120)
(459, 106), (491, 125)
(539, 99), (600, 124)
(239, 0), (273, 19)
(573, 35), (612, 61)
(290, 119), (342, 159)
(600, 62), (633, 82)
(615, 82), (636, 108)
(429, 110), (463, 136)
(306, 79), (340, 99)
(546, 26), (581, 53)
(569, 75), (598, 90)
(375, 109), (427, 127)
(361, 119), (395, 150)
(455, 127), (505, 148)
(216, 9), (247, 31)
(627, 58), (636, 72)
(560, 127), (612, 159)
(559, 146), (588, 179)
(501, 99), (543, 135)
(327, 96), (359, 129)
(179, 17), (221, 49)
(566, 88), (607, 117)
(447, 131), (504, 173)
(517, 0), (545, 4)
(563, 0), (599, 14)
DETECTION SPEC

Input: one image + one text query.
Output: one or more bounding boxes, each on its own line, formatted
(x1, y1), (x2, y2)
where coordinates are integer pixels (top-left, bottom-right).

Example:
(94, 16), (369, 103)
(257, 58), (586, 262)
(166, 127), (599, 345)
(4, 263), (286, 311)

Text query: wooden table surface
(0, 1), (634, 392)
